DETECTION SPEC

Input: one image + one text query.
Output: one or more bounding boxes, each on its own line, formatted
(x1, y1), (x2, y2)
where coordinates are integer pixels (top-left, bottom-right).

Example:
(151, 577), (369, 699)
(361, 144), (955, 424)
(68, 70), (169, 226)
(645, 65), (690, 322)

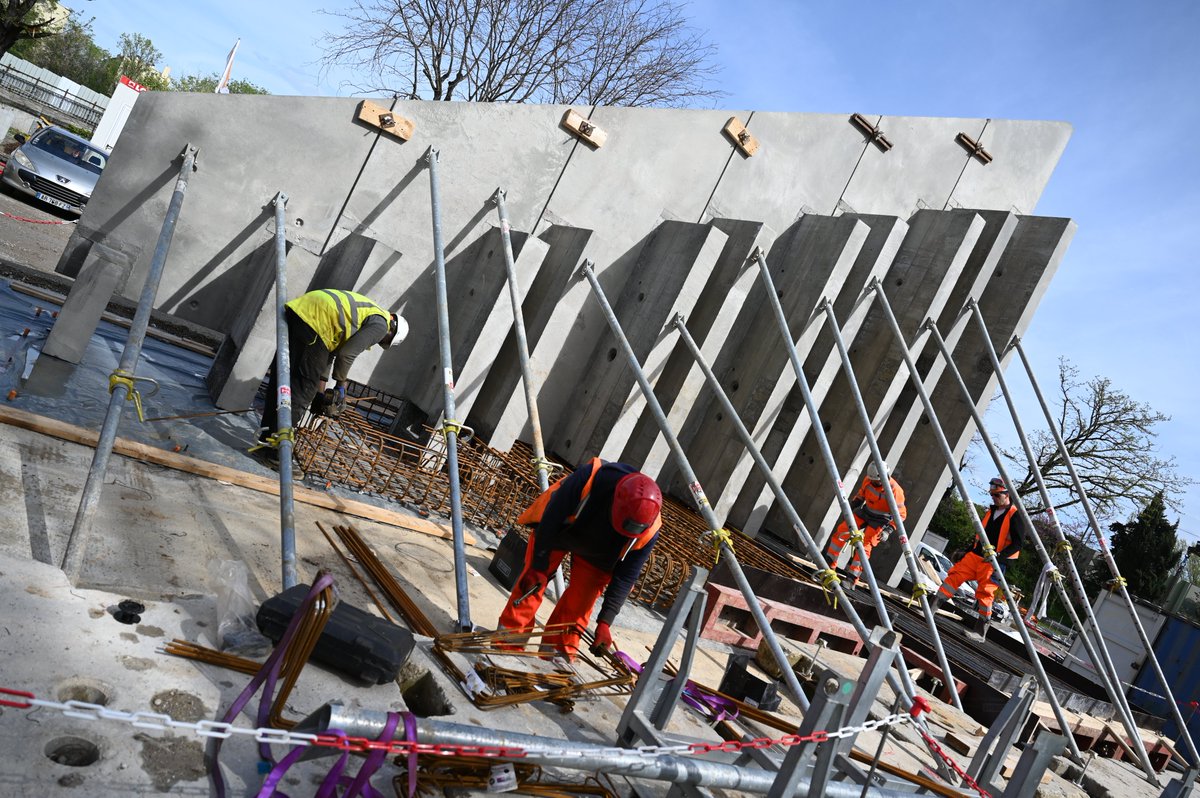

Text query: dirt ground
(0, 184), (77, 273)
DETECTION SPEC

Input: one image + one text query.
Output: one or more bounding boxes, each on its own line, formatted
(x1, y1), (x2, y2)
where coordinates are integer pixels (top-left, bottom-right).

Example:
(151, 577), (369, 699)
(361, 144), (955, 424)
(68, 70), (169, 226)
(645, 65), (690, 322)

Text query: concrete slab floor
(0, 268), (1173, 797)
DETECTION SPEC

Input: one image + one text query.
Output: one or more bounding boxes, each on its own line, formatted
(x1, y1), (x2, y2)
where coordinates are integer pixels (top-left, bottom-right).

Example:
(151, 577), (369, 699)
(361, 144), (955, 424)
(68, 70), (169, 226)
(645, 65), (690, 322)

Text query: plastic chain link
(0, 686), (918, 765)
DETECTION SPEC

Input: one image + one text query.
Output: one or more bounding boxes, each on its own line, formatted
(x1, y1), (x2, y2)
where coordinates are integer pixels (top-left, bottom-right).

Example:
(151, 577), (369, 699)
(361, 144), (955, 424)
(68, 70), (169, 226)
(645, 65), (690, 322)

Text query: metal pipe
(896, 302), (1081, 763)
(816, 297), (963, 712)
(964, 300), (1157, 781)
(1011, 335), (1200, 767)
(62, 143), (199, 579)
(492, 188), (564, 598)
(271, 192), (298, 590)
(305, 703), (921, 797)
(578, 262), (810, 712)
(426, 148), (471, 631)
(748, 252), (921, 706)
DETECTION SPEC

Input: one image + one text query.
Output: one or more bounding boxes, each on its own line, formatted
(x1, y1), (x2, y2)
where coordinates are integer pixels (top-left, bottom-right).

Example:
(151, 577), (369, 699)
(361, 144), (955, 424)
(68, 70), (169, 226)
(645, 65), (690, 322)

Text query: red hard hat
(612, 473), (662, 538)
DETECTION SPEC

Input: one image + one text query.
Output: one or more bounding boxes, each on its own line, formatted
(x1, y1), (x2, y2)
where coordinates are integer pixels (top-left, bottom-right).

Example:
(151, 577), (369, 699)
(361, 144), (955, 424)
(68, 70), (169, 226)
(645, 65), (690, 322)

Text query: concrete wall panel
(948, 120), (1072, 215)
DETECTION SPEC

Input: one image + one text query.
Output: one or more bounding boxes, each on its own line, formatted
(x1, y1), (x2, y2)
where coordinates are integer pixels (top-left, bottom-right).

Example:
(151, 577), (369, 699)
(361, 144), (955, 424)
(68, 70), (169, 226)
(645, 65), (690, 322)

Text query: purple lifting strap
(614, 650), (739, 724)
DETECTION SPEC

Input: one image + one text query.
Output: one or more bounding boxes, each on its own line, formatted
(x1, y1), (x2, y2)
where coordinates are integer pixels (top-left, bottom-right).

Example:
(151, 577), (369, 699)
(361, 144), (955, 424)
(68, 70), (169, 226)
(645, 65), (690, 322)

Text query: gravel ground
(0, 180), (76, 273)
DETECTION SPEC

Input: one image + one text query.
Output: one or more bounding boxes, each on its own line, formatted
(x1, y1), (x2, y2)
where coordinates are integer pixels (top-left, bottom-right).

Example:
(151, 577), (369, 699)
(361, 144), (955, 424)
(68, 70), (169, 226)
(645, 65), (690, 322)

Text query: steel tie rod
(425, 148), (471, 631)
(271, 192), (299, 589)
(62, 143), (199, 579)
(748, 251), (926, 709)
(492, 187), (565, 600)
(963, 299), (1159, 781)
(815, 294), (962, 712)
(870, 282), (1082, 763)
(1011, 334), (1200, 773)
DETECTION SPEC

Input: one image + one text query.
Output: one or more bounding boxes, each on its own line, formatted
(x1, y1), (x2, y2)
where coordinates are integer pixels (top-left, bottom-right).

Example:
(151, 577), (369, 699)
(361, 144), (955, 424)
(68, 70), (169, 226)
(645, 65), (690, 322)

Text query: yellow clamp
(1108, 576), (1128, 593)
(1048, 566), (1062, 583)
(440, 419), (475, 442)
(980, 544), (996, 560)
(908, 582), (933, 607)
(817, 568), (840, 610)
(708, 527), (734, 564)
(531, 457), (562, 476)
(247, 427), (295, 453)
(1055, 540), (1073, 557)
(847, 528), (865, 546)
(108, 369), (159, 423)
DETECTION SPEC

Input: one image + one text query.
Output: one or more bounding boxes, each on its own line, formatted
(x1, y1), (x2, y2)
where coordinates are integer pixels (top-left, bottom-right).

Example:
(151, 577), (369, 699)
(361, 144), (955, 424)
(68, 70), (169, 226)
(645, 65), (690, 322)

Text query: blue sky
(81, 0), (1200, 539)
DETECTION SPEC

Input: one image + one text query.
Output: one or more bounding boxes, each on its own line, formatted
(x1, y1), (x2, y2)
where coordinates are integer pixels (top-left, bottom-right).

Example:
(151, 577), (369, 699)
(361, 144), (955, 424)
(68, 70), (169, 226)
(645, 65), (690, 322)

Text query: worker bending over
(498, 458), (662, 659)
(257, 289), (406, 468)
(931, 477), (1025, 637)
(823, 461), (906, 589)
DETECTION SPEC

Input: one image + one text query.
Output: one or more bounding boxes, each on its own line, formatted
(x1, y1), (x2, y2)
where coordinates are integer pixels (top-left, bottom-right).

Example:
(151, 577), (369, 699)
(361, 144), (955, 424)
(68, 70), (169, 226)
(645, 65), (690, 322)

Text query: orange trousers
(497, 534), (611, 658)
(823, 518), (883, 577)
(937, 552), (998, 618)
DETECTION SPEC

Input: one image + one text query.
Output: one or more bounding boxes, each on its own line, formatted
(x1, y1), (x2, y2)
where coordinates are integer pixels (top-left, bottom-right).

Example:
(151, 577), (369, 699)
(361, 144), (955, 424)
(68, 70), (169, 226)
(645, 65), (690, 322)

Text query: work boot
(928, 594), (943, 613)
(971, 614), (989, 640)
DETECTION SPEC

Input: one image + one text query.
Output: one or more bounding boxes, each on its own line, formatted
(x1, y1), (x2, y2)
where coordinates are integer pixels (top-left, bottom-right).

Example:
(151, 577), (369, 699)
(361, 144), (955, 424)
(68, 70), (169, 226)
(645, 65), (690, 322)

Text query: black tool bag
(488, 529), (529, 591)
(256, 584), (415, 685)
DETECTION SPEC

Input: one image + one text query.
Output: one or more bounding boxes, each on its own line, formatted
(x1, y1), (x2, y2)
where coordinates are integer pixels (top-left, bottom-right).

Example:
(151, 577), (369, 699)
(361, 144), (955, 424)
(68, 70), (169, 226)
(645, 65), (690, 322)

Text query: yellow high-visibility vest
(286, 289), (390, 352)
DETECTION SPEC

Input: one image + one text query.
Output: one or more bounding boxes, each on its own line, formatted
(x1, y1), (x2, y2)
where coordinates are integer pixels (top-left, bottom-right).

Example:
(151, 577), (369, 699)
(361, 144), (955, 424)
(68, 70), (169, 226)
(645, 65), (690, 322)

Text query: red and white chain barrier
(0, 211), (76, 224)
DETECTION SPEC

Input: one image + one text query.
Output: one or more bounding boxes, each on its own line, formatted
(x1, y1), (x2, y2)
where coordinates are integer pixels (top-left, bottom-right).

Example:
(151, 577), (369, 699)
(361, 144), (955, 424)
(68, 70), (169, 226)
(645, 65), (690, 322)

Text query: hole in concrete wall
(637, 292), (645, 302)
(894, 279), (904, 287)
(716, 412), (723, 421)
(730, 380), (739, 392)
(400, 671), (455, 717)
(606, 348), (617, 362)
(295, 218), (304, 227)
(469, 288), (476, 296)
(565, 439), (572, 449)
(56, 680), (113, 707)
(45, 736), (100, 767)
(822, 421), (832, 432)
(188, 300), (199, 310)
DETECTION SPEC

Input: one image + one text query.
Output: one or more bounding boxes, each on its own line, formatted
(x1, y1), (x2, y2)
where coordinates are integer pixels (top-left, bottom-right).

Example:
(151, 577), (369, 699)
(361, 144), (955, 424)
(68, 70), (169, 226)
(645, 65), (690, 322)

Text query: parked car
(0, 126), (106, 215)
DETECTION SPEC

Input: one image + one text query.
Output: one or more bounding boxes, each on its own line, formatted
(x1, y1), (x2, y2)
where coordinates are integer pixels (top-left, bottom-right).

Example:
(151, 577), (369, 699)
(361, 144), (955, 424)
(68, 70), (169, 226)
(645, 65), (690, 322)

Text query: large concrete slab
(660, 215), (868, 519)
(947, 120), (1073, 215)
(728, 215), (908, 534)
(875, 216), (1076, 585)
(866, 211), (1018, 583)
(41, 242), (134, 364)
(550, 220), (727, 464)
(620, 218), (764, 477)
(839, 117), (987, 218)
(754, 210), (985, 542)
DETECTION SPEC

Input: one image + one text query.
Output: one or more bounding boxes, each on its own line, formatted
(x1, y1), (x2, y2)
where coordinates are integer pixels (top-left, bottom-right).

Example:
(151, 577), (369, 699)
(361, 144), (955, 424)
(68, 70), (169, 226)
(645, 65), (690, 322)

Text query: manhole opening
(401, 671), (454, 718)
(55, 680), (112, 706)
(45, 736), (100, 767)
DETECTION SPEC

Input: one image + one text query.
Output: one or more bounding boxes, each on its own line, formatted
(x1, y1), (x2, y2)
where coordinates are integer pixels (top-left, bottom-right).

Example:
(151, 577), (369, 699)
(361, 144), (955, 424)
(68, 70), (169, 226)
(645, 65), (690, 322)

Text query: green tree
(926, 487), (982, 558)
(1092, 493), (1182, 604)
(0, 0), (67, 57)
(171, 72), (270, 94)
(104, 32), (168, 92)
(9, 15), (112, 94)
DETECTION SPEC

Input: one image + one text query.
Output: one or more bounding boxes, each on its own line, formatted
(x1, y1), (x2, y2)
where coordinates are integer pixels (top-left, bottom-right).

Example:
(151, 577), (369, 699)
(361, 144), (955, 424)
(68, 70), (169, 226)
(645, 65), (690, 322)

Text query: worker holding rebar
(255, 289), (407, 470)
(822, 461), (906, 589)
(497, 458), (662, 660)
(931, 477), (1025, 636)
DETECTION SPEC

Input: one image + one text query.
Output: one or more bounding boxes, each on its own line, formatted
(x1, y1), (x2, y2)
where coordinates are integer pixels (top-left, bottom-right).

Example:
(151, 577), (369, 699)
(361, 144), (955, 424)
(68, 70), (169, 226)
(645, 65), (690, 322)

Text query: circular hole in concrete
(637, 292), (645, 302)
(150, 690), (207, 723)
(715, 412), (723, 421)
(295, 218), (304, 227)
(606, 348), (617, 362)
(56, 680), (112, 707)
(401, 671), (454, 717)
(44, 736), (100, 767)
(730, 380), (739, 392)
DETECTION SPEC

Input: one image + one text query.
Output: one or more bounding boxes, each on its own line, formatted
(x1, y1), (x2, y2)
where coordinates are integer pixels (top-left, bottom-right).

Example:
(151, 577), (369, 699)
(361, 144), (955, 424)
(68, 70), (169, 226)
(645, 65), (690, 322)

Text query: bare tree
(0, 0), (68, 58)
(997, 358), (1191, 520)
(319, 0), (723, 107)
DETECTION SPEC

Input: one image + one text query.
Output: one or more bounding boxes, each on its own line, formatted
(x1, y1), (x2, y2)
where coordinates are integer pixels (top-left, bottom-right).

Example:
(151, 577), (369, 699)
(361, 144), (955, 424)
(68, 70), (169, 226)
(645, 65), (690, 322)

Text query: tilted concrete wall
(52, 93), (1073, 584)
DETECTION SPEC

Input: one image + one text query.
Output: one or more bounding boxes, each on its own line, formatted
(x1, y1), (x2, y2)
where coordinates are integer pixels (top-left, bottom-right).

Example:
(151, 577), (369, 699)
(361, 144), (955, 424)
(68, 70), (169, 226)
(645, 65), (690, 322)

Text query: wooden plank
(942, 731), (975, 756)
(561, 109), (607, 148)
(722, 116), (760, 157)
(0, 405), (469, 544)
(355, 99), (414, 141)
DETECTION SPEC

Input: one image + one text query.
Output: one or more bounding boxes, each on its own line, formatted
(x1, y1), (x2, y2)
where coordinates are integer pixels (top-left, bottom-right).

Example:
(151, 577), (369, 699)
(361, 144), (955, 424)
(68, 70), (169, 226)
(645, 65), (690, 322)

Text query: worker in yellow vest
(256, 289), (406, 470)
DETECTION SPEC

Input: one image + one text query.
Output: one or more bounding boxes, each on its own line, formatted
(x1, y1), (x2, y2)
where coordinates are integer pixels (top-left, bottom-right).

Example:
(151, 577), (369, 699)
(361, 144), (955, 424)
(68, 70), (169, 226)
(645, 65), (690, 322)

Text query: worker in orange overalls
(823, 461), (906, 589)
(497, 458), (661, 659)
(931, 477), (1026, 637)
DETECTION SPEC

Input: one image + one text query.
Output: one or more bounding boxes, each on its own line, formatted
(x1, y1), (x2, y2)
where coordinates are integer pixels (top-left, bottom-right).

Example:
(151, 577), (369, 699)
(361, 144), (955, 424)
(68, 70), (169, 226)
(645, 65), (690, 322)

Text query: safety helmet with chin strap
(611, 473), (662, 538)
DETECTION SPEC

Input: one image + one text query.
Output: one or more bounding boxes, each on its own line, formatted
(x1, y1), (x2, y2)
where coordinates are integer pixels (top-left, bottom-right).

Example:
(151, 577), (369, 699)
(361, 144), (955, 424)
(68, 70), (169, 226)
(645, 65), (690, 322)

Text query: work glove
(590, 621), (614, 656)
(514, 569), (548, 604)
(879, 523), (895, 543)
(319, 387), (347, 419)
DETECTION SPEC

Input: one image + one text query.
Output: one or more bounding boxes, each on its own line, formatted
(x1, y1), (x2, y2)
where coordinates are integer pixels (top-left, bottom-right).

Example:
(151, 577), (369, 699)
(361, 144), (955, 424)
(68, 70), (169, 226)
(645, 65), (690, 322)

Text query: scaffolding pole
(963, 299), (1159, 781)
(270, 192), (299, 590)
(815, 296), (963, 712)
(1010, 335), (1200, 771)
(425, 148), (471, 632)
(492, 188), (564, 599)
(748, 251), (924, 707)
(879, 296), (1081, 762)
(62, 143), (199, 580)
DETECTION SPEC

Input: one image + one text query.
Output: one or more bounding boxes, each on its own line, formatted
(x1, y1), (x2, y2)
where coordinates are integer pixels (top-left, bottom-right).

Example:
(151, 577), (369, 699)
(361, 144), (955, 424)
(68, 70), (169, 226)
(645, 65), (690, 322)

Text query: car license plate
(35, 192), (73, 211)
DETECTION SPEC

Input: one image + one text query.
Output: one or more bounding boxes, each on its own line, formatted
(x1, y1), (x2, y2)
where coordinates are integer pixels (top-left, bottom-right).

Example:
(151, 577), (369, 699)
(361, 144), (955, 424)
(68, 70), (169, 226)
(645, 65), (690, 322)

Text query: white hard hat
(866, 461), (889, 481)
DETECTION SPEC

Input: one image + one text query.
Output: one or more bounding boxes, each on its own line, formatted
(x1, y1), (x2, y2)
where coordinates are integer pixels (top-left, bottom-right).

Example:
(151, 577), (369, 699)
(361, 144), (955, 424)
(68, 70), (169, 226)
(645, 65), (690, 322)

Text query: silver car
(1, 126), (106, 215)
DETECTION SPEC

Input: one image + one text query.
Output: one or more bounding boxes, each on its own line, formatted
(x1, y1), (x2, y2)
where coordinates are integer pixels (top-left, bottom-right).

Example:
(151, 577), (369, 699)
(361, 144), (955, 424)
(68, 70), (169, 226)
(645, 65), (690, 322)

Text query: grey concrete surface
(41, 242), (133, 363)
